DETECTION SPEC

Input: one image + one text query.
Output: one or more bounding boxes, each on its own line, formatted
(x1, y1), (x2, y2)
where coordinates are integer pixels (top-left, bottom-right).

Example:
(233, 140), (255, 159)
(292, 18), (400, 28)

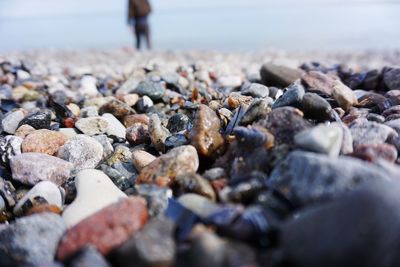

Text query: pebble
(14, 124), (35, 138)
(175, 173), (216, 201)
(68, 246), (111, 267)
(57, 135), (103, 173)
(75, 117), (109, 136)
(21, 129), (68, 155)
(132, 150), (156, 171)
(62, 169), (127, 227)
(102, 113), (126, 139)
(167, 113), (190, 133)
(0, 213), (66, 267)
(240, 98), (272, 125)
(260, 63), (304, 88)
(13, 181), (63, 216)
(126, 123), (150, 145)
(134, 81), (166, 101)
(80, 106), (99, 118)
(136, 95), (154, 112)
(189, 104), (225, 158)
(10, 153), (73, 186)
(349, 119), (397, 147)
(99, 99), (135, 119)
(0, 135), (22, 166)
(149, 113), (170, 152)
(178, 193), (220, 218)
(18, 110), (52, 129)
(123, 114), (150, 128)
(136, 145), (199, 187)
(57, 197), (148, 261)
(294, 123), (343, 157)
(93, 134), (114, 160)
(272, 82), (305, 109)
(1, 109), (25, 134)
(383, 67), (400, 90)
(301, 92), (332, 121)
(352, 143), (398, 163)
(79, 75), (99, 97)
(241, 83), (269, 98)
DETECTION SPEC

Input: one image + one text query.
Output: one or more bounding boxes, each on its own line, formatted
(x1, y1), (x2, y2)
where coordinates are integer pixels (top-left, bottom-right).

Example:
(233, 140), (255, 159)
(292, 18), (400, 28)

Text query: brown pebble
(21, 129), (68, 156)
(124, 114), (150, 128)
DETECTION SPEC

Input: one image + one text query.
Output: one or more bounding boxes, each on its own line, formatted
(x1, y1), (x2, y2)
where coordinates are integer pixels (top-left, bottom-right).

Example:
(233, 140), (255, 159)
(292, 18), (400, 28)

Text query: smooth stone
(75, 117), (109, 136)
(62, 169), (127, 227)
(295, 123), (343, 157)
(93, 134), (114, 161)
(301, 92), (332, 121)
(0, 213), (66, 267)
(80, 106), (99, 118)
(272, 82), (305, 109)
(268, 151), (398, 205)
(126, 123), (150, 145)
(102, 113), (126, 139)
(260, 63), (304, 88)
(189, 104), (225, 158)
(68, 246), (111, 267)
(178, 193), (219, 218)
(134, 81), (166, 101)
(13, 181), (63, 216)
(0, 135), (22, 166)
(132, 150), (156, 171)
(10, 153), (73, 186)
(149, 113), (170, 153)
(18, 110), (52, 130)
(21, 129), (68, 155)
(136, 145), (199, 187)
(58, 128), (78, 140)
(99, 99), (135, 119)
(241, 83), (269, 98)
(384, 68), (400, 90)
(1, 109), (25, 134)
(350, 119), (397, 147)
(111, 217), (175, 267)
(57, 197), (148, 261)
(57, 135), (103, 173)
(167, 113), (190, 133)
(79, 75), (98, 97)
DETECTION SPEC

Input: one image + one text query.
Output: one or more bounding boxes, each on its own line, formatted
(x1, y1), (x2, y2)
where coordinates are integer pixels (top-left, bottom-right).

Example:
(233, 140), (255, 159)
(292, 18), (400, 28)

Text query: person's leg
(134, 23), (141, 50)
(144, 22), (152, 50)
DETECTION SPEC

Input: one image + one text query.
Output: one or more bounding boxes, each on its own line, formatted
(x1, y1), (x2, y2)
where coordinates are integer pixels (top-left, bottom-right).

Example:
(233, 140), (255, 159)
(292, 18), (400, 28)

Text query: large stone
(136, 145), (199, 187)
(62, 169), (127, 227)
(189, 104), (225, 158)
(260, 63), (304, 88)
(10, 153), (73, 186)
(0, 213), (66, 267)
(57, 135), (103, 173)
(268, 151), (397, 205)
(75, 117), (109, 136)
(21, 129), (68, 155)
(57, 197), (148, 261)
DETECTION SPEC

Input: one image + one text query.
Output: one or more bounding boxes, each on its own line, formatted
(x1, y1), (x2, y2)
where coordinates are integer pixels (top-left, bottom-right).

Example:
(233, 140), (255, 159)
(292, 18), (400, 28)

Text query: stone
(62, 169), (127, 227)
(294, 123), (343, 157)
(134, 81), (166, 101)
(149, 113), (170, 152)
(18, 110), (52, 130)
(0, 135), (22, 166)
(135, 184), (172, 217)
(58, 128), (78, 139)
(57, 135), (103, 173)
(136, 145), (199, 187)
(189, 104), (225, 158)
(75, 117), (109, 136)
(68, 246), (111, 267)
(301, 92), (332, 121)
(241, 83), (269, 98)
(275, 179), (400, 267)
(57, 197), (148, 261)
(349, 119), (396, 147)
(272, 82), (305, 109)
(126, 123), (150, 145)
(167, 113), (190, 133)
(352, 143), (398, 163)
(268, 151), (398, 205)
(21, 129), (68, 155)
(260, 63), (304, 88)
(384, 68), (400, 90)
(1, 109), (25, 134)
(340, 124), (354, 155)
(13, 181), (63, 216)
(93, 134), (114, 160)
(111, 217), (175, 267)
(99, 99), (135, 119)
(123, 114), (150, 128)
(122, 94), (139, 107)
(14, 124), (36, 138)
(165, 134), (189, 150)
(79, 75), (98, 97)
(178, 194), (219, 218)
(0, 213), (66, 267)
(0, 177), (17, 208)
(303, 71), (358, 110)
(240, 98), (272, 125)
(132, 150), (156, 171)
(10, 153), (73, 186)
(102, 113), (126, 139)
(218, 75), (243, 88)
(174, 173), (216, 201)
(385, 119), (400, 134)
(80, 106), (99, 118)
(136, 96), (154, 112)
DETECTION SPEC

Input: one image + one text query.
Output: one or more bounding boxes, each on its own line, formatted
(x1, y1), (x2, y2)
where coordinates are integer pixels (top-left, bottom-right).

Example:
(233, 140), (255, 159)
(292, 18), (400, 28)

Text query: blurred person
(128, 0), (152, 50)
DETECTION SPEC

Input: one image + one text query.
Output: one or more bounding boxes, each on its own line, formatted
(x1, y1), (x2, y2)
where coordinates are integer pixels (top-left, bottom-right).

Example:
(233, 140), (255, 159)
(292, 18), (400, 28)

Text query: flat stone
(57, 197), (148, 261)
(10, 153), (73, 186)
(350, 119), (397, 147)
(0, 213), (66, 267)
(260, 63), (304, 88)
(13, 181), (63, 216)
(1, 109), (25, 134)
(75, 117), (109, 136)
(21, 129), (68, 155)
(132, 150), (156, 171)
(136, 145), (199, 187)
(189, 104), (225, 158)
(62, 169), (127, 227)
(294, 123), (343, 157)
(57, 135), (103, 173)
(102, 113), (126, 139)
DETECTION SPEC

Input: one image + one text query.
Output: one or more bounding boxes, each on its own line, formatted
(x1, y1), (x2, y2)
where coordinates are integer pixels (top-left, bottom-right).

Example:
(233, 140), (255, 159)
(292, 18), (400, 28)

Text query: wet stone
(21, 129), (68, 155)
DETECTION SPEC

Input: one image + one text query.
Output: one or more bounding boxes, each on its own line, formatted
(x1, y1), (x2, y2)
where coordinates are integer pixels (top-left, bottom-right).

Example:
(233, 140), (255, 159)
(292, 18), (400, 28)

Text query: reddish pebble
(57, 197), (148, 261)
(352, 144), (398, 163)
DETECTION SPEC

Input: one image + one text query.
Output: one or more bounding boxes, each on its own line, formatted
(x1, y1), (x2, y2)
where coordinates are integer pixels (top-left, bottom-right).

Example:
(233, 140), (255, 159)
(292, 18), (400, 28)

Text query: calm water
(0, 0), (400, 51)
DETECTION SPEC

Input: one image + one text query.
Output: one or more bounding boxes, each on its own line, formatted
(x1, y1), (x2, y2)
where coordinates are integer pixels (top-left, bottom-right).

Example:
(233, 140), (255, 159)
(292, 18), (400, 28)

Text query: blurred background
(0, 0), (399, 52)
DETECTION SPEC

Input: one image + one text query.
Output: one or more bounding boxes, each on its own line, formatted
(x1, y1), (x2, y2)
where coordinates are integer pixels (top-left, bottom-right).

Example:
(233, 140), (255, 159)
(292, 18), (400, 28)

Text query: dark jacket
(128, 0), (152, 20)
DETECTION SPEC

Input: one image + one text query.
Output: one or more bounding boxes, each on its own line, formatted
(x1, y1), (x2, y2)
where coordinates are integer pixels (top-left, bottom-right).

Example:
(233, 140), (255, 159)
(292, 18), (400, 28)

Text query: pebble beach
(1, 48), (400, 267)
